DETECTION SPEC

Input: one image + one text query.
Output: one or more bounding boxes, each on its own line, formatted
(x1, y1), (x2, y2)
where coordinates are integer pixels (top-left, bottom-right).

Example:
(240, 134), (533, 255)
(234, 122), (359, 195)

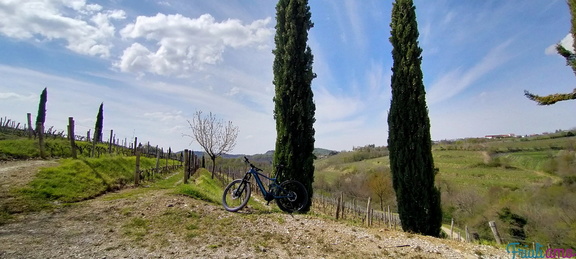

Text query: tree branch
(524, 89), (576, 105)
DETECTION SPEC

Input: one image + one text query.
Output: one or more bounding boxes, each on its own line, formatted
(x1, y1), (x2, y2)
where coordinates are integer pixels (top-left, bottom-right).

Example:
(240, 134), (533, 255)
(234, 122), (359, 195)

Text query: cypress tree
(94, 103), (104, 143)
(272, 0), (316, 212)
(35, 88), (47, 158)
(35, 88), (47, 131)
(388, 0), (442, 236)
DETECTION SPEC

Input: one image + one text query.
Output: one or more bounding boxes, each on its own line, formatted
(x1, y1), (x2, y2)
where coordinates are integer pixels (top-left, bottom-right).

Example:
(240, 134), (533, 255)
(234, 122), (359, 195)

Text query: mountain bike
(222, 156), (309, 213)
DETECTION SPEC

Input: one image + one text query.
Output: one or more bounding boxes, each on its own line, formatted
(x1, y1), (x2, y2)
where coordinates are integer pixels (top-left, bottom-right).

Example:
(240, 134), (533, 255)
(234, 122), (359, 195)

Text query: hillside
(313, 134), (576, 249)
(0, 160), (508, 258)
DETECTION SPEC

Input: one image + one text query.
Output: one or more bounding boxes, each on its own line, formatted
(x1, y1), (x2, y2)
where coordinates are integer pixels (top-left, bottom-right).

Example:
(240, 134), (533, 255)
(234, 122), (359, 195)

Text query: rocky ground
(0, 160), (511, 258)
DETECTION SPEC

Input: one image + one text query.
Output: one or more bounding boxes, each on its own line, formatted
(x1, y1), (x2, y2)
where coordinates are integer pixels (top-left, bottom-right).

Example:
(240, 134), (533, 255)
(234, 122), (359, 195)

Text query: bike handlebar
(244, 156), (262, 171)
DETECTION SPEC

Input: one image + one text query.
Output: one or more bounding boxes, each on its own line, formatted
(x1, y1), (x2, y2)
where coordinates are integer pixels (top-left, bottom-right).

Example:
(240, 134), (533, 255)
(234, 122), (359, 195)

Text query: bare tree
(186, 111), (239, 179)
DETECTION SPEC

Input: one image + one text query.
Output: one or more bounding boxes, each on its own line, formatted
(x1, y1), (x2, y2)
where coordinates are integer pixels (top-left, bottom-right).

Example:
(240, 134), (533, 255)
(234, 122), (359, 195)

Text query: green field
(313, 135), (576, 248)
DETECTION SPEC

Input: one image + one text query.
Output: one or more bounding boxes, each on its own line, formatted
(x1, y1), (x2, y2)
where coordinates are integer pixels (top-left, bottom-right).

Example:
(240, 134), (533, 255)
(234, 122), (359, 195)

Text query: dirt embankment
(0, 160), (511, 258)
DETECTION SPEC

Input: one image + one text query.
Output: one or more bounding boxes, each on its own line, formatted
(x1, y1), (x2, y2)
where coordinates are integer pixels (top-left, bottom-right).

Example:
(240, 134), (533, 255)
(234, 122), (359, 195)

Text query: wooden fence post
(133, 137), (137, 155)
(387, 206), (391, 228)
(165, 148), (168, 168)
(134, 146), (141, 186)
(450, 218), (454, 240)
(155, 147), (160, 178)
(340, 193), (345, 220)
(108, 130), (113, 154)
(68, 117), (77, 159)
(36, 122), (46, 159)
(488, 221), (502, 245)
(27, 113), (33, 138)
(335, 195), (341, 220)
(183, 149), (189, 184)
(189, 150), (194, 177)
(465, 225), (470, 243)
(365, 197), (372, 227)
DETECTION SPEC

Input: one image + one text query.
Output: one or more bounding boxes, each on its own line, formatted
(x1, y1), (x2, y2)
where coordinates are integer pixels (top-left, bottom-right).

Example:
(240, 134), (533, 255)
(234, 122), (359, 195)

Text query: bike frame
(242, 167), (290, 199)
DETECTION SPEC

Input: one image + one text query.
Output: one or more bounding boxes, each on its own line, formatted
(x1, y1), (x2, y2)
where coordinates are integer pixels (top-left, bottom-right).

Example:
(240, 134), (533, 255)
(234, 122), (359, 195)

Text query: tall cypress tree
(94, 103), (104, 143)
(272, 0), (316, 212)
(35, 88), (47, 132)
(35, 88), (47, 158)
(388, 0), (442, 236)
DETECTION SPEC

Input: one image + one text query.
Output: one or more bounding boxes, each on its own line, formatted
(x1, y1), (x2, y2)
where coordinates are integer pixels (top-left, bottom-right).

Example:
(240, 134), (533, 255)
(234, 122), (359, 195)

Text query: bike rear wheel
(222, 179), (251, 212)
(275, 180), (309, 213)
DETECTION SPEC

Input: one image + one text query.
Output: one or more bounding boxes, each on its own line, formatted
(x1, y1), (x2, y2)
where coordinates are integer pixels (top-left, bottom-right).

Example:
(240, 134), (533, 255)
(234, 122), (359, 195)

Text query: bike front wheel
(276, 180), (309, 213)
(222, 179), (251, 212)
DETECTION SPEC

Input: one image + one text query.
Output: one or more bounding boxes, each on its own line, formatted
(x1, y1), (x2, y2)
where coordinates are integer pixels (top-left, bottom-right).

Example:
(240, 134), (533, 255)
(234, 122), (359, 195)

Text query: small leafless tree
(186, 111), (239, 179)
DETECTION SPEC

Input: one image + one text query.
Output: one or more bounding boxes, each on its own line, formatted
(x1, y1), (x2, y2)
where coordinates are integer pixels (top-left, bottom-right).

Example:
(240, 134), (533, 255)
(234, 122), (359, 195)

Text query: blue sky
(1, 0), (575, 155)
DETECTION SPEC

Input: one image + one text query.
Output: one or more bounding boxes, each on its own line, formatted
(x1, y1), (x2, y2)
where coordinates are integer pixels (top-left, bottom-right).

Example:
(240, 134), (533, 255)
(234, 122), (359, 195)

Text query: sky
(1, 0), (575, 155)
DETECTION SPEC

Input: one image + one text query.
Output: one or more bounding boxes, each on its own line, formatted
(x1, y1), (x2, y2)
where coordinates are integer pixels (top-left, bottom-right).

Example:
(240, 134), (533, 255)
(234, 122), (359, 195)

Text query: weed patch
(123, 217), (149, 241)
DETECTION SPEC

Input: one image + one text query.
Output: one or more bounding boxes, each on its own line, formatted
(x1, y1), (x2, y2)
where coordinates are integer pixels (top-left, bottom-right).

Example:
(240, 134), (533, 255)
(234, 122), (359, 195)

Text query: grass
(20, 156), (155, 203)
(0, 139), (42, 159)
(174, 168), (276, 212)
(0, 155), (169, 221)
(0, 137), (115, 160)
(175, 168), (224, 204)
(316, 148), (553, 196)
(314, 136), (576, 246)
(122, 217), (150, 242)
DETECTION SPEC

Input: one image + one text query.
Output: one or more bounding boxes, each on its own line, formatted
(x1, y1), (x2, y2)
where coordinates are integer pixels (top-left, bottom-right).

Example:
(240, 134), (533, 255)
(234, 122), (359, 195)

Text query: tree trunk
(211, 155), (216, 179)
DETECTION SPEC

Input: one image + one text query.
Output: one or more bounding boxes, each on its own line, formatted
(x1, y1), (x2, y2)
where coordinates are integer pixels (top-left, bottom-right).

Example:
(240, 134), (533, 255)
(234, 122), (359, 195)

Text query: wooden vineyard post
(465, 225), (470, 243)
(365, 197), (372, 227)
(450, 218), (454, 240)
(335, 194), (341, 220)
(108, 130), (113, 154)
(134, 145), (141, 186)
(36, 122), (46, 159)
(183, 149), (189, 184)
(27, 113), (33, 138)
(68, 117), (77, 159)
(488, 221), (502, 245)
(387, 206), (391, 228)
(133, 137), (137, 155)
(165, 148), (168, 168)
(189, 150), (194, 176)
(340, 193), (345, 220)
(154, 145), (160, 178)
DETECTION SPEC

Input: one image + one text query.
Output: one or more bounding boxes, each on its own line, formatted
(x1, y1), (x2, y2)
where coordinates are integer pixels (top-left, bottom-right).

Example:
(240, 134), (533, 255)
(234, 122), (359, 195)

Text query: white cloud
(116, 13), (273, 76)
(226, 87), (240, 96)
(143, 111), (184, 122)
(427, 39), (513, 104)
(366, 61), (390, 101)
(315, 86), (364, 122)
(157, 1), (171, 7)
(545, 33), (574, 55)
(0, 0), (125, 57)
(0, 92), (35, 101)
(343, 0), (366, 49)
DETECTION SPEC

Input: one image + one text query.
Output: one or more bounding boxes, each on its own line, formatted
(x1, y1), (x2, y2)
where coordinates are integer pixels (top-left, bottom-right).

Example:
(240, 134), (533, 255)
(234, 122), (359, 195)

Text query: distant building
(484, 134), (515, 139)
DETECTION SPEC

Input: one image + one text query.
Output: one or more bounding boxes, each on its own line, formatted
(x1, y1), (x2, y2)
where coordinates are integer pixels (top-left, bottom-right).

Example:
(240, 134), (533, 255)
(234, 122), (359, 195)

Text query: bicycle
(222, 156), (309, 213)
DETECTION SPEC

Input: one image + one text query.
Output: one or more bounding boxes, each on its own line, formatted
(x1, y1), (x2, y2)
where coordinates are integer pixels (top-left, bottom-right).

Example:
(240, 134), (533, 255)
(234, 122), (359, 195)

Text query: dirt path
(0, 161), (511, 258)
